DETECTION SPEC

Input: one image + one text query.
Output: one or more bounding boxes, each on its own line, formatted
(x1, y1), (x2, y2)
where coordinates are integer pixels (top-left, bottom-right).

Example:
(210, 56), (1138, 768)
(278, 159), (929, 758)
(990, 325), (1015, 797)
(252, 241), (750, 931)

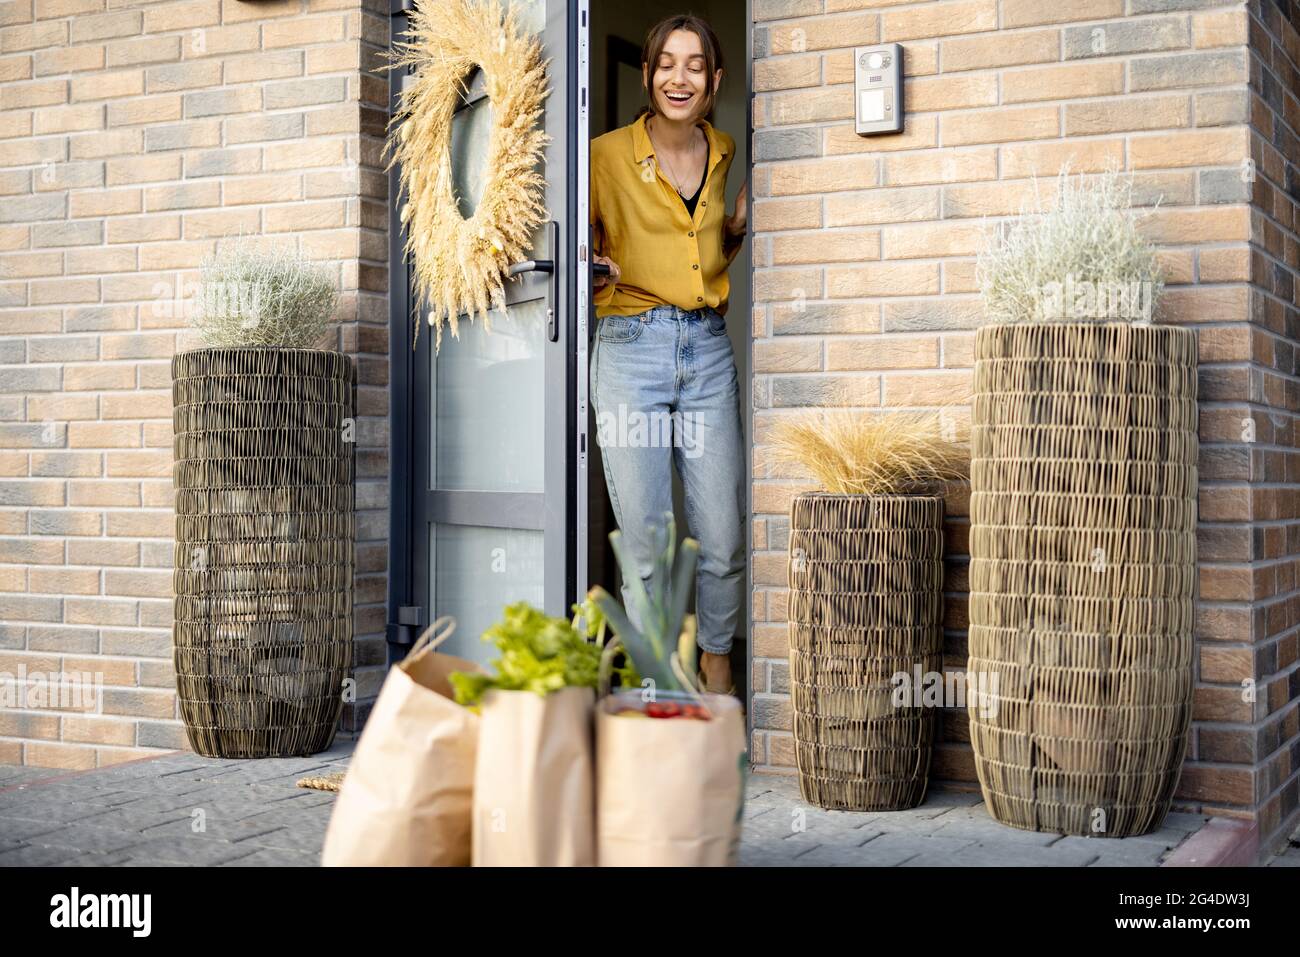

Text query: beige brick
(304, 102), (361, 136)
(33, 103), (103, 135)
(883, 0), (996, 42)
(146, 59), (220, 93)
(754, 53), (820, 92)
(69, 10), (140, 44)
(1003, 61), (1123, 104)
(68, 481), (141, 512)
(883, 147), (995, 187)
(68, 422), (141, 449)
(263, 14), (345, 49)
(106, 153), (181, 186)
(263, 137), (345, 171)
(61, 715), (136, 747)
(763, 12), (879, 55)
(107, 93), (181, 126)
(70, 188), (141, 219)
(1, 78), (66, 109)
(182, 22), (258, 58)
(143, 0), (220, 34)
(939, 28), (1058, 72)
(1001, 0), (1122, 28)
(102, 567), (170, 596)
(61, 363), (131, 391)
(264, 199), (345, 232)
(69, 128), (141, 160)
(882, 371), (972, 405)
(754, 266), (823, 302)
(1199, 246), (1251, 283)
(1064, 95), (1190, 135)
(769, 155), (877, 196)
(33, 45), (104, 77)
(754, 339), (822, 373)
(1, 20), (67, 53)
(768, 87), (852, 127)
(752, 197), (822, 231)
(28, 567), (100, 595)
(67, 534), (139, 560)
(70, 70), (141, 102)
(0, 53), (31, 83)
(827, 261), (940, 298)
(881, 221), (989, 260)
(772, 229), (879, 265)
(825, 186), (940, 227)
(941, 105), (1059, 146)
(24, 742), (96, 770)
(1193, 8), (1247, 49)
(906, 73), (997, 112)
(0, 110), (32, 139)
(66, 246), (137, 275)
(139, 239), (212, 271)
(106, 35), (181, 69)
(306, 40), (362, 75)
(1000, 138), (1125, 178)
(183, 208), (259, 238)
(107, 214), (180, 244)
(943, 259), (979, 293)
(223, 174), (301, 206)
(224, 49), (303, 85)
(105, 508), (170, 537)
(828, 334), (939, 371)
(144, 181), (219, 212)
(0, 251), (61, 279)
(1145, 207), (1249, 244)
(1130, 128), (1248, 170)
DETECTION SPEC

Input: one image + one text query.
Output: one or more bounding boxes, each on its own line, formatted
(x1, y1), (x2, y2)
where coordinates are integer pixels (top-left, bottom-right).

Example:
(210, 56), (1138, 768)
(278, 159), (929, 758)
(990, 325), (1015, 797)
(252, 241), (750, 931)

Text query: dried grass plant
(769, 410), (968, 497)
(191, 242), (338, 349)
(387, 0), (549, 348)
(977, 165), (1164, 324)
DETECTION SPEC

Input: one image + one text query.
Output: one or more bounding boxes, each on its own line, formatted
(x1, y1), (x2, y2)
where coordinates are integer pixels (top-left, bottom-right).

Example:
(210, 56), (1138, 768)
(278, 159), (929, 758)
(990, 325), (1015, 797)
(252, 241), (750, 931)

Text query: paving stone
(110, 835), (262, 866)
(947, 842), (1101, 867)
(811, 832), (974, 867)
(0, 843), (83, 866)
(222, 847), (321, 867)
(0, 800), (118, 825)
(67, 803), (195, 831)
(0, 816), (66, 842)
(22, 822), (144, 855)
(1053, 834), (1172, 866)
(928, 814), (1064, 846)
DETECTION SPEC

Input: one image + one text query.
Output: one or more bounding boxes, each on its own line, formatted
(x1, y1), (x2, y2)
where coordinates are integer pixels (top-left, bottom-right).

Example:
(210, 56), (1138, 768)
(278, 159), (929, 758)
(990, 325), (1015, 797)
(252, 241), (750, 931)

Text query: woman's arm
(591, 171), (619, 303)
(722, 179), (748, 265)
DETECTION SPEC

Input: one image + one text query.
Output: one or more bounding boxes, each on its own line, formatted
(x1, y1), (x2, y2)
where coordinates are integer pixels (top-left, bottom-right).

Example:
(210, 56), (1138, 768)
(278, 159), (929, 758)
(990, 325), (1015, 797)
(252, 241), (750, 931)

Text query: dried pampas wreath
(387, 0), (550, 347)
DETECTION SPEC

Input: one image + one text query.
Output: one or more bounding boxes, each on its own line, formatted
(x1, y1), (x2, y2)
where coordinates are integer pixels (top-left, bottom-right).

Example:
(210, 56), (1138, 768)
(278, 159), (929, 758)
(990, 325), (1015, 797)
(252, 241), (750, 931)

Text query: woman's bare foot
(699, 650), (733, 694)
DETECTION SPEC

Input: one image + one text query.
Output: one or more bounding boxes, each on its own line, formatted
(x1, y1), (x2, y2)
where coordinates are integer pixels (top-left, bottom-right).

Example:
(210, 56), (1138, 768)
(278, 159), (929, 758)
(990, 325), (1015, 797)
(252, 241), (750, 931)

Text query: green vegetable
(449, 601), (602, 707)
(588, 512), (700, 694)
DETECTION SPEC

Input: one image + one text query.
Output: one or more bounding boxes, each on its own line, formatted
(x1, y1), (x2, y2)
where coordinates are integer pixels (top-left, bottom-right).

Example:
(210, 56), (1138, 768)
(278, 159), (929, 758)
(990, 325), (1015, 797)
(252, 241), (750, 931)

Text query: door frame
(386, 0), (585, 659)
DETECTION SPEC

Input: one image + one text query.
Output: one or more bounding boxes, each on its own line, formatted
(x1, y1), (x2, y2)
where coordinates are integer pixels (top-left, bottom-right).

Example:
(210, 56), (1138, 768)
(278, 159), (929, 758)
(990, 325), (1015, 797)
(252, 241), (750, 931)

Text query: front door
(387, 0), (592, 663)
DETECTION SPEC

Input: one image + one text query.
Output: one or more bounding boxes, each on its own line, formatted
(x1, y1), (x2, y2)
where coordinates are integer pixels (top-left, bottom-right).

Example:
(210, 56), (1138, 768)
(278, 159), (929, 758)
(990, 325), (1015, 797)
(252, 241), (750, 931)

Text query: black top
(678, 142), (709, 218)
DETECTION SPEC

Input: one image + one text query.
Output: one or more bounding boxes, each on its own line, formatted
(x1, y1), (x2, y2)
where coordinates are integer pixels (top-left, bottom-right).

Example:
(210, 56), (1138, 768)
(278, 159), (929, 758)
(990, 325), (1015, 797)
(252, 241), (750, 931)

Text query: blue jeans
(591, 305), (746, 656)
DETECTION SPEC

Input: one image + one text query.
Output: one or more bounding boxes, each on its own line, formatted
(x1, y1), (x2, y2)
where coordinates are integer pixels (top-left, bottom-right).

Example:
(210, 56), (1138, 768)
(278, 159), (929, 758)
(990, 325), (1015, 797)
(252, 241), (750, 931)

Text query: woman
(590, 14), (747, 695)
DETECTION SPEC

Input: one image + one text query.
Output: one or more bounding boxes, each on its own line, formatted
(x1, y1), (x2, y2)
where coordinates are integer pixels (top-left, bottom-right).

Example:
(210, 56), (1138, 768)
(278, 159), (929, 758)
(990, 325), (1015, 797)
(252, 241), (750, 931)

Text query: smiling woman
(589, 13), (749, 699)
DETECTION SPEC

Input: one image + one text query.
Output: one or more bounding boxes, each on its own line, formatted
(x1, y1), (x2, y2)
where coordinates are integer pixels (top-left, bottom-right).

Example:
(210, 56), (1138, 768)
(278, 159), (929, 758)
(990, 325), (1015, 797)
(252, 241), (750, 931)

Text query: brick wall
(1241, 0), (1300, 847)
(0, 0), (390, 769)
(749, 0), (1298, 853)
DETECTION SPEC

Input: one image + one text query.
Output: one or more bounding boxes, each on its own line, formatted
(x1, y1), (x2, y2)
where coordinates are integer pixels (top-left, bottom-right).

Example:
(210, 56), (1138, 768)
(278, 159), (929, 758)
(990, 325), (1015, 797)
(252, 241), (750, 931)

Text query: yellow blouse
(591, 113), (742, 318)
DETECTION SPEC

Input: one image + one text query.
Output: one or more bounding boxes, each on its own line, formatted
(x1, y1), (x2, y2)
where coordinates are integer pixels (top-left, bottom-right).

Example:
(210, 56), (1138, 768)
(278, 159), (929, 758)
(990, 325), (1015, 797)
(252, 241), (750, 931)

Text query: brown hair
(639, 14), (724, 120)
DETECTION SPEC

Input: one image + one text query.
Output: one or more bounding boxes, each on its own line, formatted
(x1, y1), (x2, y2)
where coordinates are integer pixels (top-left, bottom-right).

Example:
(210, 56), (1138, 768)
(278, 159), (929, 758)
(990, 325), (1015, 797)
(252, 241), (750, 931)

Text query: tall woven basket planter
(967, 323), (1197, 837)
(171, 348), (356, 758)
(788, 493), (945, 811)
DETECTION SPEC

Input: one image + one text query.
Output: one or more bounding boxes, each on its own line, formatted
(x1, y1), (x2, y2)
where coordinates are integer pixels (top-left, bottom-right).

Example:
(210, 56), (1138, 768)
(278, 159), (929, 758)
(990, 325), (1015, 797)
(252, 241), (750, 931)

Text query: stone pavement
(0, 744), (1284, 867)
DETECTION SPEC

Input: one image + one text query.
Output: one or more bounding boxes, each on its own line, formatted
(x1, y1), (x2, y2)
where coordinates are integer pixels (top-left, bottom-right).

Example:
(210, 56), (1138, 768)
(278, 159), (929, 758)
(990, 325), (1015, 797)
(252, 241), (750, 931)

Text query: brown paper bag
(596, 691), (747, 867)
(472, 686), (596, 867)
(322, 619), (481, 867)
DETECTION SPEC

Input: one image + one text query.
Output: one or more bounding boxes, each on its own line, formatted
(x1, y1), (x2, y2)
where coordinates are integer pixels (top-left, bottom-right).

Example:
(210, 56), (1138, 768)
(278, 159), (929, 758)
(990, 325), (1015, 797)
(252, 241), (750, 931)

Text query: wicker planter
(788, 493), (945, 811)
(171, 348), (356, 758)
(967, 322), (1197, 837)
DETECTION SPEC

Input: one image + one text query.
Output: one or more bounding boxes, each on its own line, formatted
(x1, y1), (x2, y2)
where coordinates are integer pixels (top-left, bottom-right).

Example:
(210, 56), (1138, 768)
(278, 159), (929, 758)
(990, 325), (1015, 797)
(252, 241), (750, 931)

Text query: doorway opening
(586, 3), (753, 703)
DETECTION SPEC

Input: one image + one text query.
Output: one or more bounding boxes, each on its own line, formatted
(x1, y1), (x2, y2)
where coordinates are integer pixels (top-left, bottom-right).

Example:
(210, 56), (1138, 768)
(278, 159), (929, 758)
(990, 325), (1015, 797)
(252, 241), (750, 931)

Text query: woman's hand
(593, 254), (620, 290)
(725, 180), (748, 239)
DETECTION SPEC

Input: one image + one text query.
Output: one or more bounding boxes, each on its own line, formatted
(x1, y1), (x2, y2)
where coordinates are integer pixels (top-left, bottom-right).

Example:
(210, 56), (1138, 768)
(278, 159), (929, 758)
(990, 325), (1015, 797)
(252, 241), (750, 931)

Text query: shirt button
(701, 201), (707, 206)
(697, 296), (703, 302)
(688, 231), (694, 237)
(692, 264), (698, 270)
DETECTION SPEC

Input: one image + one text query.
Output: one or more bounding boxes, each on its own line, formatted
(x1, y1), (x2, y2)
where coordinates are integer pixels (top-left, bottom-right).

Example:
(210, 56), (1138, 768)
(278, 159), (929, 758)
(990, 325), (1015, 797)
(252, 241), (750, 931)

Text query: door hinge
(386, 605), (423, 646)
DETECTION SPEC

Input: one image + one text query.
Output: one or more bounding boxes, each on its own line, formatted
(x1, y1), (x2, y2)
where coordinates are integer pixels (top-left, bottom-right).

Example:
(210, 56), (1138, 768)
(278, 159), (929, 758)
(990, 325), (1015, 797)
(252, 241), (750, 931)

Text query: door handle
(593, 263), (611, 277)
(507, 221), (559, 341)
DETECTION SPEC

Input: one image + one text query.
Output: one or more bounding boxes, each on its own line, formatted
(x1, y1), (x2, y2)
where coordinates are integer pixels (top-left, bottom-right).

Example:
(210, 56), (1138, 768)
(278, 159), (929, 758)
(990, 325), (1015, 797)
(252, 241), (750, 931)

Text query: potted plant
(171, 242), (353, 759)
(451, 602), (603, 867)
(770, 410), (966, 811)
(588, 514), (749, 866)
(968, 167), (1196, 837)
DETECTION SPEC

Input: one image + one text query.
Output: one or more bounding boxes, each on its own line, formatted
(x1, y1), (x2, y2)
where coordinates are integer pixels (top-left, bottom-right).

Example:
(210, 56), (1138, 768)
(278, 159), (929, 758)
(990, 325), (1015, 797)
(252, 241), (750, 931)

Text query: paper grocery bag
(596, 692), (747, 867)
(472, 686), (596, 867)
(322, 619), (482, 867)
